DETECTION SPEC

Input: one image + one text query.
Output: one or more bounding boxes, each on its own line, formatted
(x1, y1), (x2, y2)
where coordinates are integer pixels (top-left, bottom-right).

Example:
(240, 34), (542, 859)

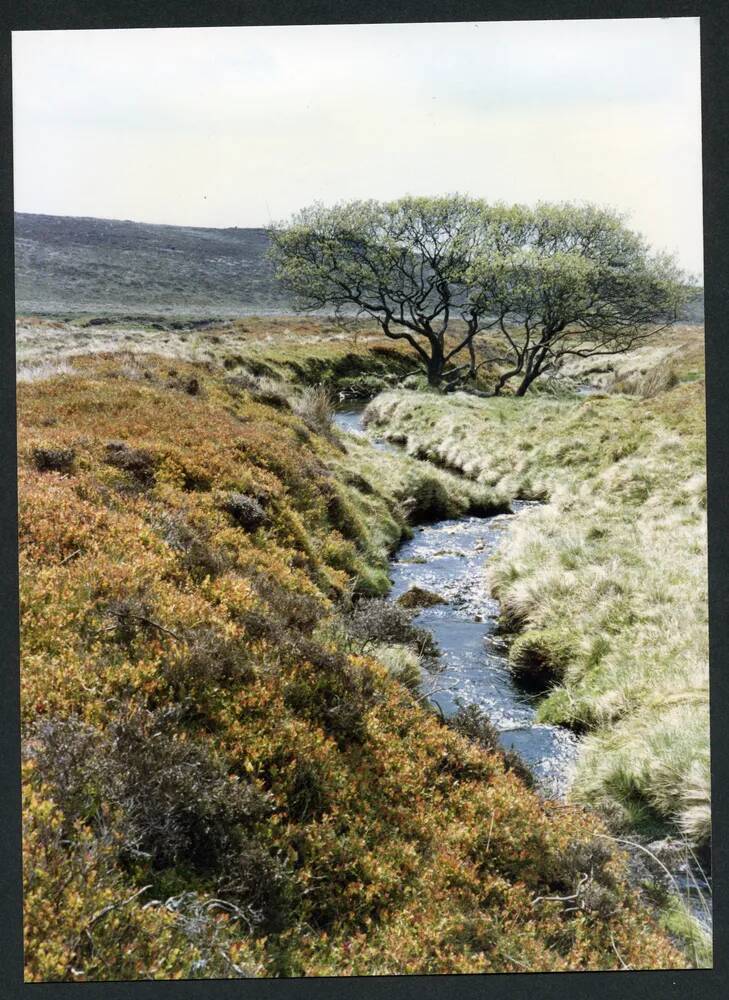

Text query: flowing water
(333, 403), (578, 798)
(389, 514), (579, 798)
(333, 401), (712, 934)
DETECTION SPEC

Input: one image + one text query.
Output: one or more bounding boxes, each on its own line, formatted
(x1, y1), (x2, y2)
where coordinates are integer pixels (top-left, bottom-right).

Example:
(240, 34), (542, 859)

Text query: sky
(12, 18), (704, 276)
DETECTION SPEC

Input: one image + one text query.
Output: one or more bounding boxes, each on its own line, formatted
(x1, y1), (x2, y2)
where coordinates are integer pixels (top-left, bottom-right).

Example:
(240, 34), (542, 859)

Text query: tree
(466, 203), (691, 396)
(270, 199), (690, 395)
(268, 196), (507, 387)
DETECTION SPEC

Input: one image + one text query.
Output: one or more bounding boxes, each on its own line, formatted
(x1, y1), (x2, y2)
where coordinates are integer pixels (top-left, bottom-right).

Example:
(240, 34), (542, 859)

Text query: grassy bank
(18, 351), (684, 979)
(364, 327), (709, 852)
(16, 315), (421, 396)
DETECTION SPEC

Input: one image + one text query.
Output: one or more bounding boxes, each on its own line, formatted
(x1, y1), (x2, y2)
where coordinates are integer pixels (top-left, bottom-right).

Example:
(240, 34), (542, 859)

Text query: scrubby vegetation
(364, 326), (709, 852)
(18, 351), (684, 979)
(15, 314), (420, 395)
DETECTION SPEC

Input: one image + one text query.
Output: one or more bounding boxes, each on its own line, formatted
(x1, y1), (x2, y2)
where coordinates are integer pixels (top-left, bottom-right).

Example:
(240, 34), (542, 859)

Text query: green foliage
(365, 357), (709, 848)
(466, 203), (690, 395)
(270, 198), (689, 392)
(269, 196), (510, 386)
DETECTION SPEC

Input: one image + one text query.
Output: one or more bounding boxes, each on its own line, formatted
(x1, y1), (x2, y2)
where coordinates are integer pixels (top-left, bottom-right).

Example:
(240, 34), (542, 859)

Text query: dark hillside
(14, 212), (703, 323)
(14, 212), (291, 316)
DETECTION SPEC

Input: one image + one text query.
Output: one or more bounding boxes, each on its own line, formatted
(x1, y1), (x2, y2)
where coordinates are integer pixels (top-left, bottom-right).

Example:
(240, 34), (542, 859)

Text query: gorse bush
(18, 353), (684, 979)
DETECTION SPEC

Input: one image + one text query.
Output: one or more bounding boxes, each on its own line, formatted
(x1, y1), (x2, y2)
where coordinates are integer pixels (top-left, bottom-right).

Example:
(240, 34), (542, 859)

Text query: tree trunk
(515, 370), (539, 396)
(427, 344), (445, 387)
(467, 339), (476, 379)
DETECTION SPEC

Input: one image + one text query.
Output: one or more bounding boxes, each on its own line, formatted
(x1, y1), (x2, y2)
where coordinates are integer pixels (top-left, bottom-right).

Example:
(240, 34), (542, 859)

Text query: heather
(18, 352), (683, 979)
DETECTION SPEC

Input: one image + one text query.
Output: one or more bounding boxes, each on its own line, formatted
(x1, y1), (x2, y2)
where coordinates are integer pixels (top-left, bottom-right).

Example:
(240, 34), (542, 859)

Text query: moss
(658, 896), (712, 968)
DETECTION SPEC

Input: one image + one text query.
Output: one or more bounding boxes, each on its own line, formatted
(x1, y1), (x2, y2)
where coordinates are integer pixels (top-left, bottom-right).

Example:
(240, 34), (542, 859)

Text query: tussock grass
(333, 434), (509, 528)
(18, 353), (685, 978)
(15, 315), (419, 394)
(292, 385), (336, 436)
(365, 335), (709, 850)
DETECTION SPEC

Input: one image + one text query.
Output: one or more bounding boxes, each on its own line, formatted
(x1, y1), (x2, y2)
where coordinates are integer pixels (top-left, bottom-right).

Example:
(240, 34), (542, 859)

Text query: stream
(333, 402), (578, 799)
(333, 400), (712, 935)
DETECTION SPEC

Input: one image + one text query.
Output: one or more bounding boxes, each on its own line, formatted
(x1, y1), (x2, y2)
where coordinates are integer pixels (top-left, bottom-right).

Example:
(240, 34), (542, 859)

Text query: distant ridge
(14, 212), (291, 317)
(13, 211), (703, 322)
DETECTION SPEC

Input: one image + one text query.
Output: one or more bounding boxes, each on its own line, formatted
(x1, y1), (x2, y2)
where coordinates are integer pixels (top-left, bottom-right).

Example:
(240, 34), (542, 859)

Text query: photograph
(10, 14), (712, 983)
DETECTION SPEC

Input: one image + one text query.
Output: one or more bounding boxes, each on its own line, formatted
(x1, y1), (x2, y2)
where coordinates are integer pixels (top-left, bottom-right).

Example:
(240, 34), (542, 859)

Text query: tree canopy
(269, 197), (690, 393)
(466, 203), (691, 395)
(268, 196), (506, 386)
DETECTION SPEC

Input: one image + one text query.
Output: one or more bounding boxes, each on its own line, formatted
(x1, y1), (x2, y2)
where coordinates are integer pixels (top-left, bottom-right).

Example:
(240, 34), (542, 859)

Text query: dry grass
(365, 330), (709, 850)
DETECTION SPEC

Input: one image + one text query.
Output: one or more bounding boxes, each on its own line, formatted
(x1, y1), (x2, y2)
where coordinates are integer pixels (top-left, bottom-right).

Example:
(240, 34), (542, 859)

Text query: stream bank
(333, 398), (712, 947)
(333, 402), (578, 798)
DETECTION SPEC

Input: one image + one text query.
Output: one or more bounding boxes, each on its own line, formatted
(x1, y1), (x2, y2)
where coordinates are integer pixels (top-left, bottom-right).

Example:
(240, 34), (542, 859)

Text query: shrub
(447, 703), (534, 787)
(159, 513), (231, 580)
(251, 575), (324, 635)
(544, 837), (620, 919)
(344, 598), (439, 664)
(28, 709), (293, 930)
(31, 446), (75, 473)
(221, 492), (267, 530)
(159, 627), (256, 719)
(104, 594), (157, 646)
(23, 766), (239, 983)
(283, 639), (380, 746)
(104, 441), (157, 485)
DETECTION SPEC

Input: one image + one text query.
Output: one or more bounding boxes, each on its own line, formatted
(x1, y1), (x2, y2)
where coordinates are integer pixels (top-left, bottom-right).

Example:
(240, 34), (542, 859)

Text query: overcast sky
(12, 18), (703, 276)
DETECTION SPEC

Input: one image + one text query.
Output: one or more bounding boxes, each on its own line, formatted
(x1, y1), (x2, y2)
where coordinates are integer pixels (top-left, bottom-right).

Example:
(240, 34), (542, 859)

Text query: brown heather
(19, 351), (683, 980)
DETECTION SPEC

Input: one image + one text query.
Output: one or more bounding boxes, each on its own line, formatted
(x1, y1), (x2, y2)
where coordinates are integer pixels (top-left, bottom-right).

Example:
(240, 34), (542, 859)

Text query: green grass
(15, 314), (424, 392)
(659, 896), (712, 969)
(364, 332), (709, 850)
